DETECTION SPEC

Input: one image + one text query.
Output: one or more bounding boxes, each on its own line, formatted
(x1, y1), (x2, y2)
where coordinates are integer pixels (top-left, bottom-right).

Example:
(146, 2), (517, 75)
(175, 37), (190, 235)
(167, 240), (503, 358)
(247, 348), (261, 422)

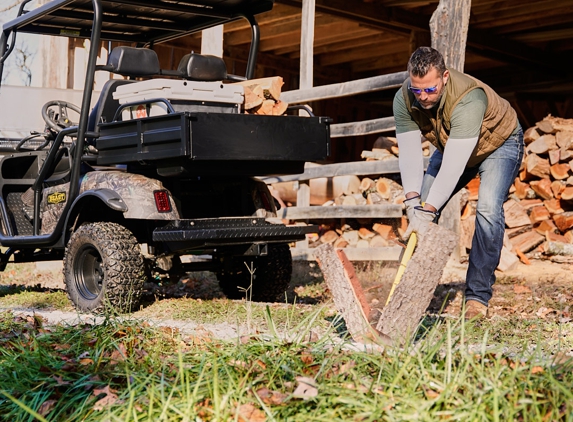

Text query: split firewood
(272, 100), (288, 116)
(369, 235), (388, 247)
(550, 163), (571, 180)
(543, 198), (564, 215)
(372, 135), (397, 150)
(553, 212), (573, 232)
(361, 149), (394, 160)
(513, 178), (534, 199)
(333, 237), (349, 248)
(255, 99), (275, 115)
(510, 231), (545, 253)
(243, 84), (264, 109)
(537, 118), (558, 134)
(535, 219), (558, 235)
(497, 246), (520, 272)
(523, 126), (541, 144)
(560, 148), (572, 161)
(342, 230), (359, 246)
(529, 205), (550, 223)
(519, 198), (543, 209)
(561, 186), (573, 201)
(356, 239), (370, 248)
(503, 199), (531, 228)
(320, 230), (339, 244)
(358, 227), (376, 240)
(359, 177), (375, 193)
(551, 180), (566, 198)
(564, 230), (573, 243)
(525, 154), (550, 179)
(556, 131), (573, 149)
(460, 214), (476, 250)
(530, 179), (553, 200)
(235, 76), (283, 101)
(366, 192), (383, 205)
(549, 149), (561, 165)
(372, 223), (395, 239)
(527, 134), (557, 154)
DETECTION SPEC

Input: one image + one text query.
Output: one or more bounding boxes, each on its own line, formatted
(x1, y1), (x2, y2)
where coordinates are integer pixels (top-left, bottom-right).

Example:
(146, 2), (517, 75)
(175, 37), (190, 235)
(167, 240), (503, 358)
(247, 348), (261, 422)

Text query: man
(393, 46), (524, 320)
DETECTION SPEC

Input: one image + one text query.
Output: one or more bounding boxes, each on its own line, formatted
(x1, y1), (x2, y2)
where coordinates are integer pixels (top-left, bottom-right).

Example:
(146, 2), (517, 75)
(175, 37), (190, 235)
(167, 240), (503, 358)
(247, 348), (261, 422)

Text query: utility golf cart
(0, 0), (330, 312)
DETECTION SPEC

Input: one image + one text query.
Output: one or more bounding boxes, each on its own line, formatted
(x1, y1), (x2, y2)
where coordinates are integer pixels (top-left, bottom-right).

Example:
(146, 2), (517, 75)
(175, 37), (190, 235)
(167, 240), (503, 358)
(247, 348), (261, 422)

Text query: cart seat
(177, 53), (227, 81)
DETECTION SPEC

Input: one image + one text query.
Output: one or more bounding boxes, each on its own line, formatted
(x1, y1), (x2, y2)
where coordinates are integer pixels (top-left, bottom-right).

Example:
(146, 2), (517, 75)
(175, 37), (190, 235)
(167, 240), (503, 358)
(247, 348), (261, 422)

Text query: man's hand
(403, 206), (436, 239)
(403, 195), (421, 223)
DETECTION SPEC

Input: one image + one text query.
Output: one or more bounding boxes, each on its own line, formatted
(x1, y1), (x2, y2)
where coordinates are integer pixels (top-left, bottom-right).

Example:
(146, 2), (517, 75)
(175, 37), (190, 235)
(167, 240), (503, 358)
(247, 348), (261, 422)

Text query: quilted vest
(401, 68), (518, 167)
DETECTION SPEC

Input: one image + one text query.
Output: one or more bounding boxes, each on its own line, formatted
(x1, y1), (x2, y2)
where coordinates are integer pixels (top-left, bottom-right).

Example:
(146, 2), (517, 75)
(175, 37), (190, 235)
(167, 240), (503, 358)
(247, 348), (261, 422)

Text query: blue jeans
(420, 127), (524, 306)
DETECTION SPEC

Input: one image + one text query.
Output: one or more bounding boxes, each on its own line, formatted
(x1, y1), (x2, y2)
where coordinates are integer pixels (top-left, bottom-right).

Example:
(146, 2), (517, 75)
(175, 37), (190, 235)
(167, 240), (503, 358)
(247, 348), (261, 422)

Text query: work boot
(464, 300), (488, 321)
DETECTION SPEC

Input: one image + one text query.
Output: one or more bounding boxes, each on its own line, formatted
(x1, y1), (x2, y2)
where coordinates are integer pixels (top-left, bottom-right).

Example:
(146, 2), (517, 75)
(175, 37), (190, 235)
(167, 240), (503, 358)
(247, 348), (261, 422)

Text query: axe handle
(385, 232), (417, 306)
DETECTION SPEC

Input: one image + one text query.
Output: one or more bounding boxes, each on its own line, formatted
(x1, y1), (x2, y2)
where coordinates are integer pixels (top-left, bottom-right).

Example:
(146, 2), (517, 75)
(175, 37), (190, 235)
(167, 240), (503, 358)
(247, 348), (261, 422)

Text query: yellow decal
(47, 192), (67, 205)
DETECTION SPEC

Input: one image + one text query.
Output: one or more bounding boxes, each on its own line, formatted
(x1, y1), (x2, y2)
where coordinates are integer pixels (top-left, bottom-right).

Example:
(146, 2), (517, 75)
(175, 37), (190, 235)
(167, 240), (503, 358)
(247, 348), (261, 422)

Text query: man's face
(409, 67), (449, 110)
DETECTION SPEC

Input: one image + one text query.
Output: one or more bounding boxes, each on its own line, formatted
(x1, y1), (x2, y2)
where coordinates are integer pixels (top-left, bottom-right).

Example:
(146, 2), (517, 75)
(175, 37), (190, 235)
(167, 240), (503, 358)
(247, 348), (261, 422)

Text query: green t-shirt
(393, 88), (488, 141)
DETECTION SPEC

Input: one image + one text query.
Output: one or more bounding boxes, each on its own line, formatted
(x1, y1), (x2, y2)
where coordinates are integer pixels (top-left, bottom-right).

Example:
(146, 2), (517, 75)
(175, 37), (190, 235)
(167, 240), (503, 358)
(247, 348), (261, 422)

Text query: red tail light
(153, 190), (172, 212)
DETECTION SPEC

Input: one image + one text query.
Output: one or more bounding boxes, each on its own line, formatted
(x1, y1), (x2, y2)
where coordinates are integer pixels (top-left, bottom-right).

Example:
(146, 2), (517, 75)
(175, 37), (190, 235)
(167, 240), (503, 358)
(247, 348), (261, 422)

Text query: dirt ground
(1, 256), (571, 324)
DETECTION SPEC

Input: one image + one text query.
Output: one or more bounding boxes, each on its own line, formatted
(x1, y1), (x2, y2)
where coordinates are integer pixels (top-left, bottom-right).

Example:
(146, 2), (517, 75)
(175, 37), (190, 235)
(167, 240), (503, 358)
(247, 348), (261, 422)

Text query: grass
(0, 308), (572, 421)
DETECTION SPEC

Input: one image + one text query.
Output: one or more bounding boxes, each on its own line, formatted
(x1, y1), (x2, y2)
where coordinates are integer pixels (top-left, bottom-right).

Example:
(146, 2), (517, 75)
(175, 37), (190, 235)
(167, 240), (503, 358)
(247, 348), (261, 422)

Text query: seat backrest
(87, 79), (135, 134)
(177, 53), (227, 81)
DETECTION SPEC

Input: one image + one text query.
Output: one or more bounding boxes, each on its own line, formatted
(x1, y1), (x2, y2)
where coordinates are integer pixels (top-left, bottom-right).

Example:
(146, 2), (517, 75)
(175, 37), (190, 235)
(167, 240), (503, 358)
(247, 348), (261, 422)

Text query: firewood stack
(361, 136), (431, 161)
(461, 115), (573, 269)
(235, 76), (289, 115)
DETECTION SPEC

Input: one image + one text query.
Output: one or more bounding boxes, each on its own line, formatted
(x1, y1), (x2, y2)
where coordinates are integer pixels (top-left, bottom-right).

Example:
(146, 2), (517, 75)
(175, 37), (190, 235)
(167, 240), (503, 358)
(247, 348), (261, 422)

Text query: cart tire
(63, 222), (146, 313)
(217, 243), (292, 302)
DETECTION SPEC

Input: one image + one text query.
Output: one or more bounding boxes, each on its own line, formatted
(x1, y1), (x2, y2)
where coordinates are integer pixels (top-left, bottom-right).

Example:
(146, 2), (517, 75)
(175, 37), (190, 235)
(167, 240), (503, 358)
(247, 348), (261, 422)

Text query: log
(525, 154), (550, 179)
(466, 177), (480, 200)
(375, 177), (404, 202)
(527, 134), (557, 154)
(561, 187), (573, 201)
(520, 198), (543, 209)
(369, 235), (389, 247)
(235, 76), (283, 101)
(537, 119), (557, 134)
(272, 100), (289, 116)
(553, 212), (573, 232)
(514, 247), (531, 265)
(320, 230), (339, 244)
(549, 149), (560, 165)
(523, 126), (541, 145)
(376, 223), (458, 345)
(556, 131), (573, 149)
(544, 241), (573, 256)
(513, 178), (532, 200)
(503, 199), (531, 228)
(333, 237), (349, 248)
(358, 227), (376, 240)
(314, 244), (379, 342)
(550, 163), (571, 180)
(359, 177), (375, 193)
(530, 179), (553, 200)
(272, 175), (361, 205)
(255, 99), (276, 115)
(243, 84), (264, 110)
(372, 223), (395, 239)
(366, 192), (383, 204)
(564, 230), (573, 243)
(510, 231), (545, 253)
(535, 219), (558, 235)
(497, 246), (519, 272)
(551, 180), (566, 198)
(560, 148), (572, 161)
(543, 198), (564, 215)
(529, 205), (550, 223)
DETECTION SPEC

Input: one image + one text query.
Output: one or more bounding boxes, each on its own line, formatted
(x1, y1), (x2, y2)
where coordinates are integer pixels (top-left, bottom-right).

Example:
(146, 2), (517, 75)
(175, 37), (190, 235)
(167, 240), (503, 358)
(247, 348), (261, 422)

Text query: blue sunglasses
(408, 85), (438, 95)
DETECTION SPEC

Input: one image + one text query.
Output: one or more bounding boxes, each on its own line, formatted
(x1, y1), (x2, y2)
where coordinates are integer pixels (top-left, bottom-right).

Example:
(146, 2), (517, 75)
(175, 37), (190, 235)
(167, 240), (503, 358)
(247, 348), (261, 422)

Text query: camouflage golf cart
(0, 0), (330, 312)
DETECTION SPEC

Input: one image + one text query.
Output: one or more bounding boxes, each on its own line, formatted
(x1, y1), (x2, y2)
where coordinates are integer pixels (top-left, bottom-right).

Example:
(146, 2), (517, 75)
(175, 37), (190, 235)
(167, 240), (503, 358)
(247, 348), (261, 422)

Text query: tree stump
(375, 223), (457, 346)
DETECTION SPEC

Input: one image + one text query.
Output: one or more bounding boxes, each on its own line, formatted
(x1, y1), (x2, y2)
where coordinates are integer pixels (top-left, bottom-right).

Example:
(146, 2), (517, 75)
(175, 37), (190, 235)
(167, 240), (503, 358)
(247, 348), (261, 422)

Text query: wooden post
(429, 0), (472, 261)
(300, 0), (315, 91)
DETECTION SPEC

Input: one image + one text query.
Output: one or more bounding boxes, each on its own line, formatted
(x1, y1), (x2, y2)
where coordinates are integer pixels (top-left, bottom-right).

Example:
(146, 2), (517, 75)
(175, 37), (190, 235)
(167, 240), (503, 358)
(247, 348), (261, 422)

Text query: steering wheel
(41, 100), (81, 133)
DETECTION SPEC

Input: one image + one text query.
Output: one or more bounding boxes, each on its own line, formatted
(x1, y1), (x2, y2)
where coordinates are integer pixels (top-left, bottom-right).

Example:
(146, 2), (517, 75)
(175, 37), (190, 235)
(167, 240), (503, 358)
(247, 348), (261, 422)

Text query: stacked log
(360, 136), (431, 161)
(234, 76), (289, 115)
(460, 115), (573, 268)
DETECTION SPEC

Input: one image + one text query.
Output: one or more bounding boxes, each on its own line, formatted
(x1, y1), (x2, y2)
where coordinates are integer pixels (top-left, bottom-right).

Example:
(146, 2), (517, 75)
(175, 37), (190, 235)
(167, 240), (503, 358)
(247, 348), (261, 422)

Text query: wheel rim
(73, 244), (104, 300)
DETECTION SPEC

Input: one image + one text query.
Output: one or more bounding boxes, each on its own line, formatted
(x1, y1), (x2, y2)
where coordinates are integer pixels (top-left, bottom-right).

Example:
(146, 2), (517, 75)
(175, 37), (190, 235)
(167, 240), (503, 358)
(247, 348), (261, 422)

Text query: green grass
(0, 289), (72, 310)
(0, 309), (572, 421)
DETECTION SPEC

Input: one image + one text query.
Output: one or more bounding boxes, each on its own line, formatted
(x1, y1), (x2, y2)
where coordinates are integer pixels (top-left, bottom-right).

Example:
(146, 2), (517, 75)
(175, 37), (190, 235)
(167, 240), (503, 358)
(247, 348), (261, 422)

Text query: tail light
(153, 190), (172, 213)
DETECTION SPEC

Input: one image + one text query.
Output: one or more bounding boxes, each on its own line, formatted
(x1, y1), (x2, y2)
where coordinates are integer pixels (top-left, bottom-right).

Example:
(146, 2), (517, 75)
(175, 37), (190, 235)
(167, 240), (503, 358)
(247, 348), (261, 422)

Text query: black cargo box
(96, 112), (330, 174)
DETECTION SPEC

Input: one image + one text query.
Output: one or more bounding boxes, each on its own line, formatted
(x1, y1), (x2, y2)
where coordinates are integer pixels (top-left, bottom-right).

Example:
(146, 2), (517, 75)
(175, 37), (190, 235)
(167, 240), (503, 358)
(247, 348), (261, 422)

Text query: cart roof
(2, 0), (274, 45)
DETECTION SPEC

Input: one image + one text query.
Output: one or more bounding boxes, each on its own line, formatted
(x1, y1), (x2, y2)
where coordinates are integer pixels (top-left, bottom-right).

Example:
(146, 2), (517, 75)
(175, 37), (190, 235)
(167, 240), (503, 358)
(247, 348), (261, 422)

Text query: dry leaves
(236, 403), (266, 422)
(292, 376), (318, 400)
(92, 385), (122, 411)
(513, 285), (532, 294)
(255, 387), (288, 405)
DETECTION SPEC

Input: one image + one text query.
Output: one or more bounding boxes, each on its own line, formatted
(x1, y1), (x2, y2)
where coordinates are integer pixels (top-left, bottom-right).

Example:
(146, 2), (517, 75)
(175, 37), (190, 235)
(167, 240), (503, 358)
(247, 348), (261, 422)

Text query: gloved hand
(403, 206), (436, 239)
(403, 195), (421, 224)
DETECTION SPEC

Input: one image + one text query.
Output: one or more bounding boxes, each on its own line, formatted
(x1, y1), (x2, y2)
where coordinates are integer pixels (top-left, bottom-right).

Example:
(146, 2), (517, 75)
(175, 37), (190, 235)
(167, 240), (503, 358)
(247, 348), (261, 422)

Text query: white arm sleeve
(424, 136), (479, 210)
(397, 129), (424, 195)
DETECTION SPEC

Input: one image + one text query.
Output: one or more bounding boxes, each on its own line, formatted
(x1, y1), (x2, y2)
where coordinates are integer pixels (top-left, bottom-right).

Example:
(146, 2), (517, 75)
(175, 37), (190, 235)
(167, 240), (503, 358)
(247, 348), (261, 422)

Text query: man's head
(407, 47), (449, 109)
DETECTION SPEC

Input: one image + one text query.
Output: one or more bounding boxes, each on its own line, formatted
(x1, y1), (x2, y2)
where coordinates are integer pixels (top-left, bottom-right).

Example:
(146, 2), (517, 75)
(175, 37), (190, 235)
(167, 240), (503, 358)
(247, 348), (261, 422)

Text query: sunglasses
(408, 85), (438, 95)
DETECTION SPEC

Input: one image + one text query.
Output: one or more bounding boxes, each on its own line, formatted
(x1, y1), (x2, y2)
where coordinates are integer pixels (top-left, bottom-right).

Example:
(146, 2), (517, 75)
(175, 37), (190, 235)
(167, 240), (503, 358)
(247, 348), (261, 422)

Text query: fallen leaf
(338, 360), (356, 374)
(53, 344), (71, 351)
(300, 351), (314, 365)
(79, 358), (94, 366)
(52, 375), (71, 386)
(531, 366), (544, 374)
(513, 285), (531, 294)
(110, 343), (128, 364)
(93, 385), (121, 411)
(425, 389), (440, 399)
(255, 387), (288, 405)
(38, 399), (57, 416)
(536, 307), (555, 319)
(292, 376), (318, 400)
(236, 403), (266, 422)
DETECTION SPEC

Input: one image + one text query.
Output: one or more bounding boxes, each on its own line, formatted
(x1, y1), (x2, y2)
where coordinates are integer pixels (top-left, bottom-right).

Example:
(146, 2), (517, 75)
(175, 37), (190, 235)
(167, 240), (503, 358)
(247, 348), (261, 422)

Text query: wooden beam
(279, 204), (403, 220)
(300, 0), (316, 91)
(281, 71), (407, 103)
(319, 40), (406, 67)
(331, 117), (396, 138)
(283, 30), (390, 57)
